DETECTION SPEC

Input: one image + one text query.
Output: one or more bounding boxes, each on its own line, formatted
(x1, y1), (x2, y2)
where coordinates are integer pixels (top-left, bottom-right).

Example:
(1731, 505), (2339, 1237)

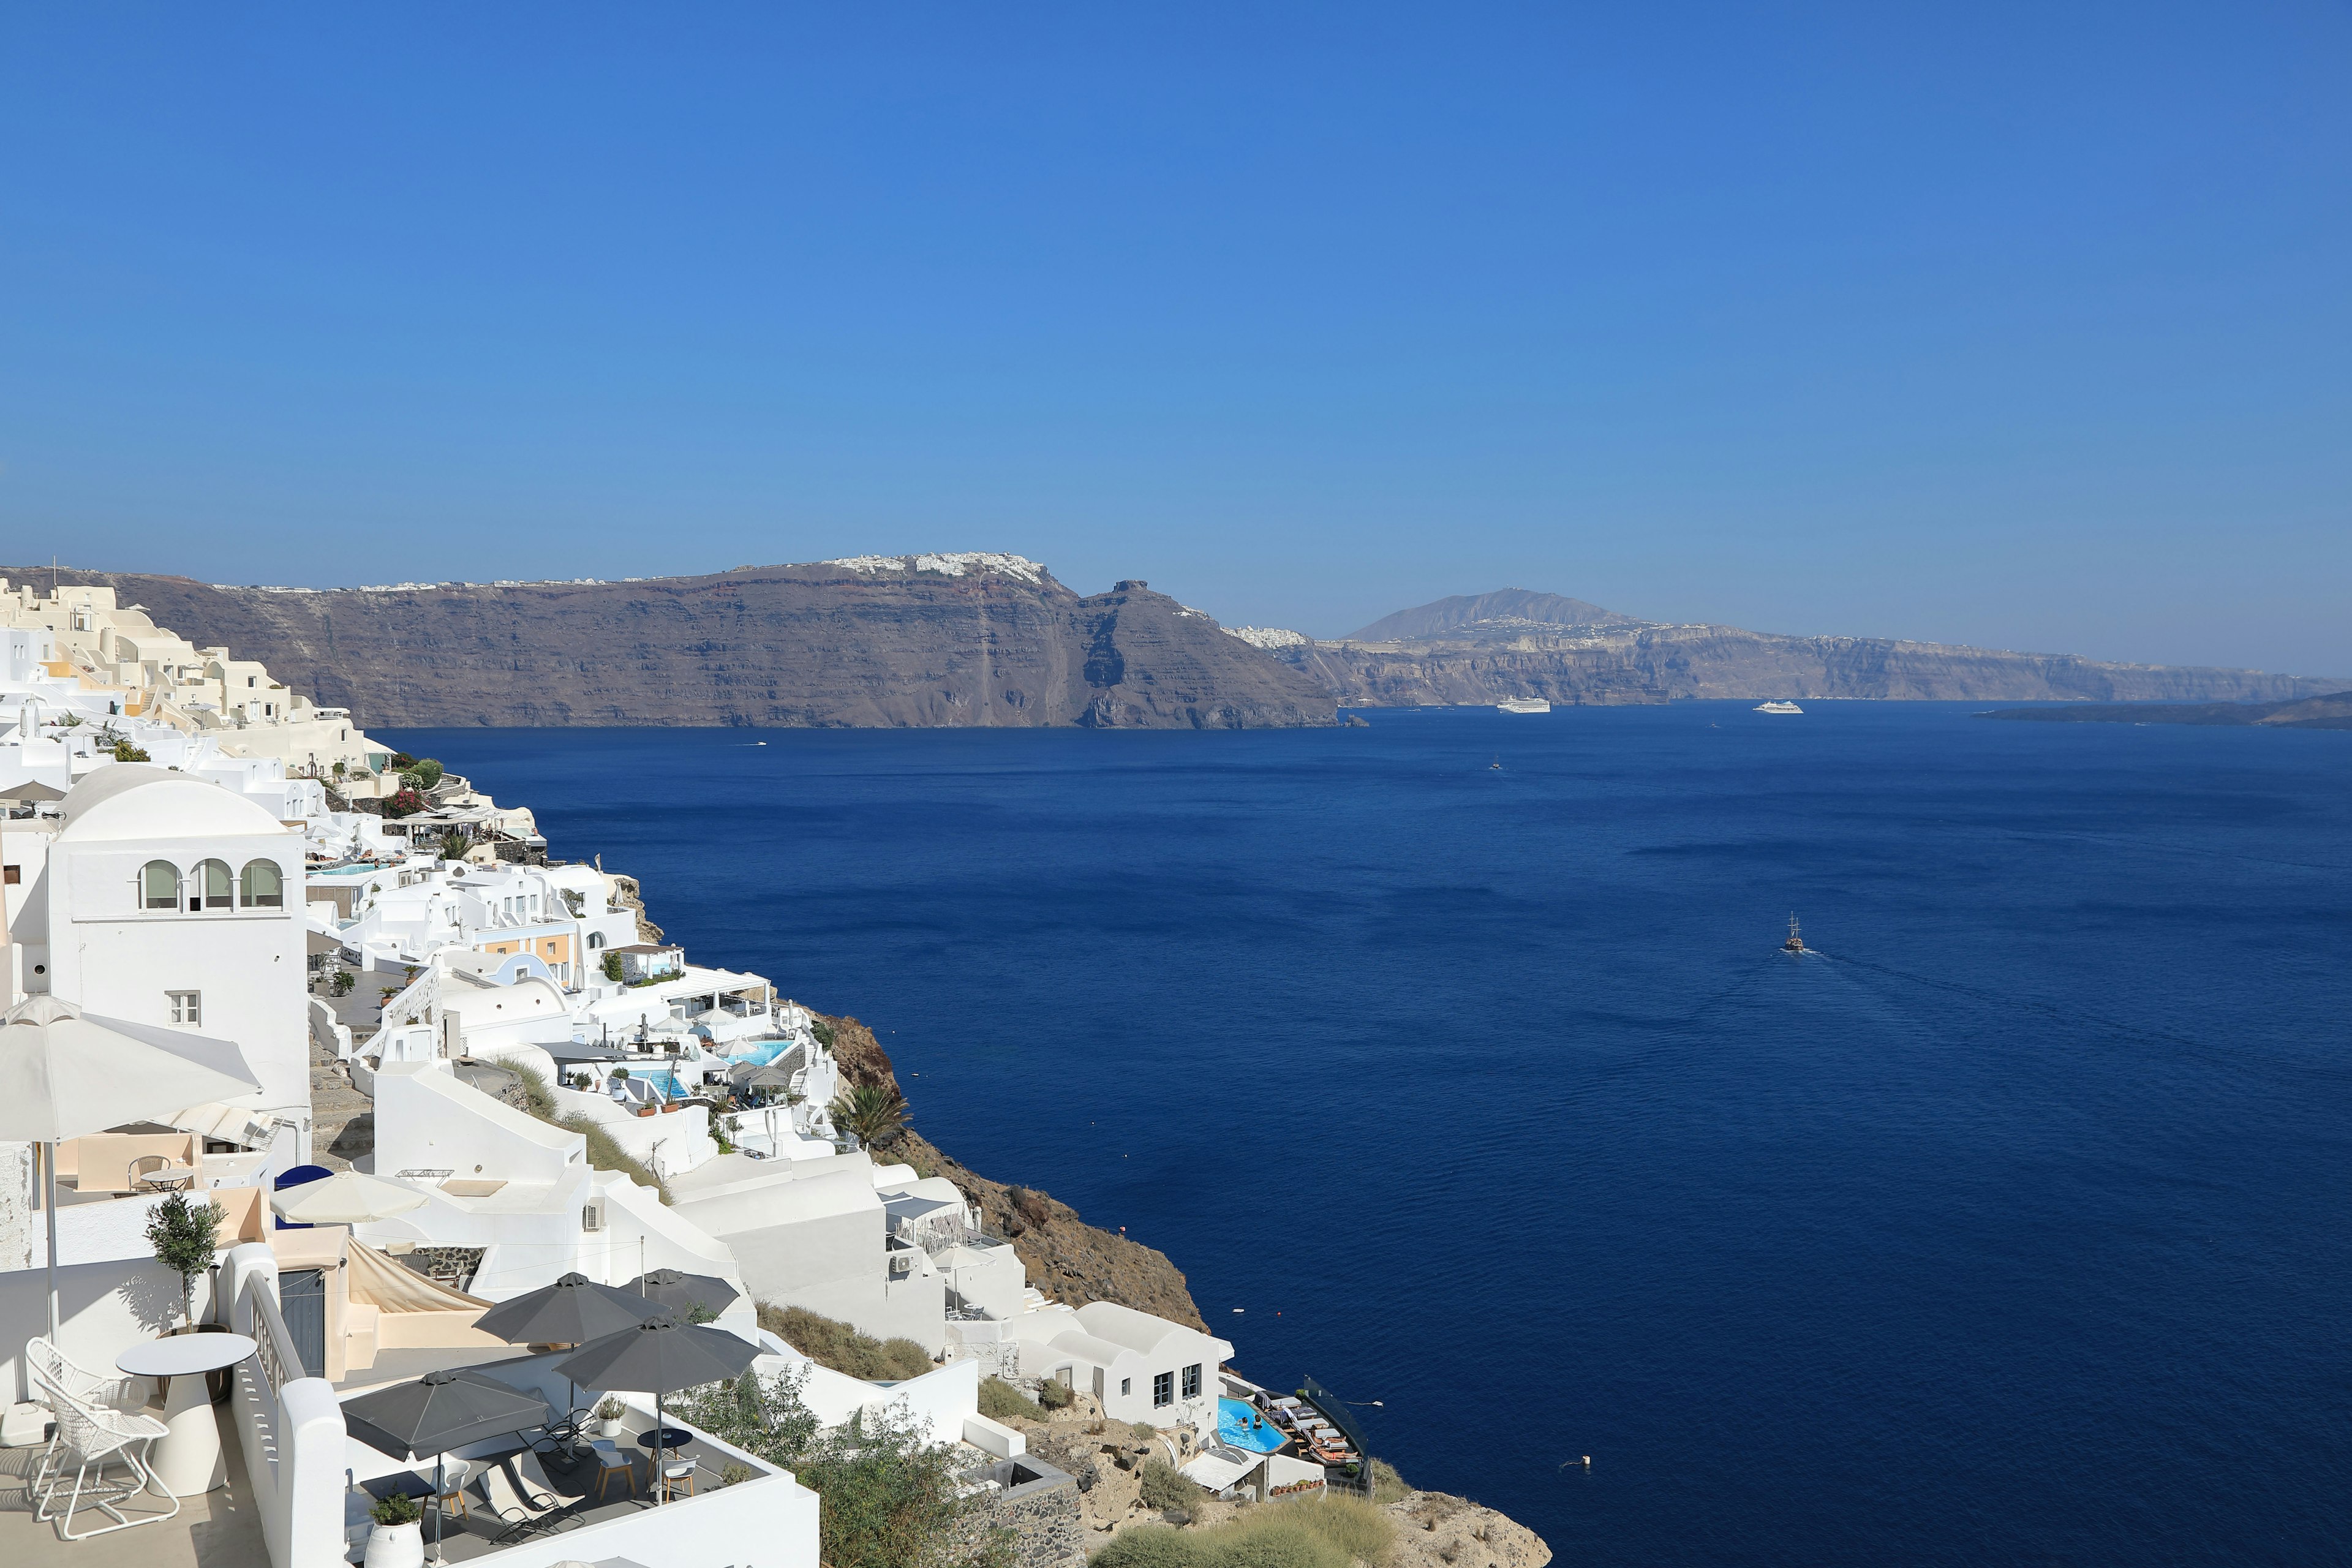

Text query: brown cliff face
(820, 1012), (1207, 1331)
(7, 562), (1334, 730)
(1284, 609), (2342, 706)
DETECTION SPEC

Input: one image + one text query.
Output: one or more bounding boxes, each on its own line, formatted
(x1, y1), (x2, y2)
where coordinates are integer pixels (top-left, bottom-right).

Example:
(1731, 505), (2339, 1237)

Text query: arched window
(587, 932), (606, 949)
(140, 860), (180, 911)
(239, 859), (284, 909)
(193, 858), (234, 911)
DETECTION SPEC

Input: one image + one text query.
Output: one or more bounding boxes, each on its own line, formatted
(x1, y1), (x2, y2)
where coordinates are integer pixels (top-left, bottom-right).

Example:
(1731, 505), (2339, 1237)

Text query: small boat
(1497, 697), (1551, 714)
(1754, 700), (1803, 715)
(1489, 755), (1502, 771)
(1782, 913), (1805, 954)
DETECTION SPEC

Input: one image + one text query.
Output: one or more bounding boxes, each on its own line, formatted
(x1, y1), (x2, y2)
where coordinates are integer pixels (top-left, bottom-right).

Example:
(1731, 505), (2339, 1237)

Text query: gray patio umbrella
(623, 1268), (741, 1319)
(344, 1367), (554, 1561)
(473, 1272), (674, 1431)
(555, 1317), (761, 1505)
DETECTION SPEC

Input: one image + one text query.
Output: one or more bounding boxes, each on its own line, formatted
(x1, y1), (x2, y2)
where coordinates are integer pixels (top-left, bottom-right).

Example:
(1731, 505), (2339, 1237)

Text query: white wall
(0, 1253), (213, 1403)
(372, 1064), (584, 1187)
(45, 833), (311, 1137)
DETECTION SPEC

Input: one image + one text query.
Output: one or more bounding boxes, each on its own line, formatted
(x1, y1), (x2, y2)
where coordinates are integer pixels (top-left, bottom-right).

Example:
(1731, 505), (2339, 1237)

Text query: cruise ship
(1497, 697), (1551, 714)
(1754, 700), (1803, 715)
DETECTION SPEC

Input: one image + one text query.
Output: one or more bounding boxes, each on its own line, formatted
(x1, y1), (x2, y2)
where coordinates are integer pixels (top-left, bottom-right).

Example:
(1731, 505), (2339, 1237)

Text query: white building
(6, 764), (311, 1157)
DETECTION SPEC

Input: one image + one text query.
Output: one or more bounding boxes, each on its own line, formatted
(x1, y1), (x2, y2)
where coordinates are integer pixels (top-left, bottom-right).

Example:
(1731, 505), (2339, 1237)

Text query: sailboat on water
(1782, 914), (1806, 954)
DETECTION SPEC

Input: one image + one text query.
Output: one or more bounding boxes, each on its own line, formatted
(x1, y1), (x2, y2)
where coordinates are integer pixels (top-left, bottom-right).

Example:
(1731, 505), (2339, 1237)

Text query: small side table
(116, 1332), (257, 1497)
(137, 1165), (197, 1193)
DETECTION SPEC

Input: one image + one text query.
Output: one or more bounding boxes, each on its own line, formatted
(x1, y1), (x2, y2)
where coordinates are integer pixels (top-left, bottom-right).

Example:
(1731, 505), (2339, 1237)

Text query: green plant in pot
(143, 1191), (227, 1328)
(596, 1395), (627, 1437)
(364, 1488), (424, 1568)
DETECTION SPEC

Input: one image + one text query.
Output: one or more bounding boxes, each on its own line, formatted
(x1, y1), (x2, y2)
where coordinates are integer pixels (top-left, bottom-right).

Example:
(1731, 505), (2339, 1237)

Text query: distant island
(12, 563), (2342, 729)
(1977, 691), (2352, 729)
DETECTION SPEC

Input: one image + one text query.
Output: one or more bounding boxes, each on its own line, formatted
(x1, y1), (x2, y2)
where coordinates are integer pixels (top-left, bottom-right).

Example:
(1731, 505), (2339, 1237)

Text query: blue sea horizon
(386, 703), (2352, 1566)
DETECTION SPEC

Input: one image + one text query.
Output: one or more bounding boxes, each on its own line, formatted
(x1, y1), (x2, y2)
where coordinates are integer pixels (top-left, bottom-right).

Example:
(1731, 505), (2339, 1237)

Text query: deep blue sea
(387, 704), (2352, 1566)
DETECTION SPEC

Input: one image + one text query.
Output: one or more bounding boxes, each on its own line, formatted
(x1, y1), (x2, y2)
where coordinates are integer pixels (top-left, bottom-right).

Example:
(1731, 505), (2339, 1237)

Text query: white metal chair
(34, 1386), (176, 1539)
(24, 1336), (147, 1497)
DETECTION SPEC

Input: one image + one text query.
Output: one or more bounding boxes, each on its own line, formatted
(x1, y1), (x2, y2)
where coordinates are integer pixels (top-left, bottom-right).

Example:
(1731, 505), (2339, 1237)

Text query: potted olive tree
(143, 1190), (228, 1329)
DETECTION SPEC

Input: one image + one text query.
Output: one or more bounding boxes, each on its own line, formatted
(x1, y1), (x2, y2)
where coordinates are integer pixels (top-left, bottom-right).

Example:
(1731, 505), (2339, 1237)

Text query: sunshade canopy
(556, 1315), (760, 1398)
(0, 779), (68, 802)
(473, 1272), (674, 1347)
(624, 1268), (742, 1318)
(0, 995), (261, 1143)
(268, 1169), (429, 1224)
(342, 1367), (554, 1461)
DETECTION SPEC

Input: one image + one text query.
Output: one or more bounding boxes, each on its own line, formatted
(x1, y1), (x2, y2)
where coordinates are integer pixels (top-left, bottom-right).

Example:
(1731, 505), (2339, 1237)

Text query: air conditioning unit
(581, 1199), (606, 1233)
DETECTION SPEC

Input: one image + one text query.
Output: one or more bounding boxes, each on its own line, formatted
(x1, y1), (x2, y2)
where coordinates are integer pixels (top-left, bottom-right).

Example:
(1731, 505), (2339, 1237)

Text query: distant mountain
(8, 558), (1335, 729)
(1345, 588), (1646, 643)
(1277, 589), (2344, 707)
(1978, 690), (2352, 729)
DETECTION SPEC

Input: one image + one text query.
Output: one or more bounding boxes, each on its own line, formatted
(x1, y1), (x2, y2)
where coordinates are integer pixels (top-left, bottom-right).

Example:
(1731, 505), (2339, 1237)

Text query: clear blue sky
(5, 5), (2347, 673)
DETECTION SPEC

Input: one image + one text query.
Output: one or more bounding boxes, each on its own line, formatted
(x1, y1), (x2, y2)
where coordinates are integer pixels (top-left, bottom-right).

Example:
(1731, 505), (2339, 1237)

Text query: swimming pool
(621, 1067), (695, 1100)
(1218, 1397), (1288, 1454)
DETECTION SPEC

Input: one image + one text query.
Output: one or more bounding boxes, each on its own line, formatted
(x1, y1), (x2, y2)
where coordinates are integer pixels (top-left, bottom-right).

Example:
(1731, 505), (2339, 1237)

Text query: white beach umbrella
(269, 1169), (428, 1225)
(0, 995), (262, 1338)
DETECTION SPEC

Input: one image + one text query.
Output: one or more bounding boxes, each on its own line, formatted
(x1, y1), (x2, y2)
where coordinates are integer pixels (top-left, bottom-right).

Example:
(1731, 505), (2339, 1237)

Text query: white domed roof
(56, 764), (291, 842)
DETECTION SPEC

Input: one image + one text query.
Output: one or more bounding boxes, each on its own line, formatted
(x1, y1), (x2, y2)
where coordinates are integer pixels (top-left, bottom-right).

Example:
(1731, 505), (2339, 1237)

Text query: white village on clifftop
(0, 580), (1378, 1568)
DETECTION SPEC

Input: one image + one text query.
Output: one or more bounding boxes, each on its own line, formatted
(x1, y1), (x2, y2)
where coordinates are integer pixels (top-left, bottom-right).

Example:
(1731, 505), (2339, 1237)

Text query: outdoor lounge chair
(34, 1385), (176, 1540)
(475, 1451), (581, 1544)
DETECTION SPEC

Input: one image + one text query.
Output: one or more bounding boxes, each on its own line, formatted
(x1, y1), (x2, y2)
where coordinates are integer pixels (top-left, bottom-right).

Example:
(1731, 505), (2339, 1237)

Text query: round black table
(636, 1427), (693, 1452)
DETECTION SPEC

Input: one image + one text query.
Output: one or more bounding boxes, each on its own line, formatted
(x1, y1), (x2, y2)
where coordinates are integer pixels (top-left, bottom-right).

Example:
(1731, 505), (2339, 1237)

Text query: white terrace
(1, 1241), (819, 1567)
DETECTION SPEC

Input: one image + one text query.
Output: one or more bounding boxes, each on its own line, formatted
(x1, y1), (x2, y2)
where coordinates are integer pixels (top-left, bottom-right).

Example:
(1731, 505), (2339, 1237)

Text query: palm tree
(827, 1083), (909, 1147)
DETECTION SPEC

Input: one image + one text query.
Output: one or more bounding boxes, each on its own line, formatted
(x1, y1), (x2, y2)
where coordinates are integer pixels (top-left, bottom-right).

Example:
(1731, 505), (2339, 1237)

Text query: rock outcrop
(819, 1013), (1207, 1329)
(1384, 1491), (1554, 1568)
(9, 559), (1335, 730)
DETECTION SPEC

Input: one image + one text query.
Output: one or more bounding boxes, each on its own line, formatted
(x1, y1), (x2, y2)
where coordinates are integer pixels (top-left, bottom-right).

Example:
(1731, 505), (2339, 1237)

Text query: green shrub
(603, 951), (624, 982)
(1036, 1377), (1073, 1411)
(758, 1303), (936, 1382)
(1131, 1422), (1156, 1439)
(800, 1403), (1016, 1568)
(978, 1377), (1044, 1422)
(1091, 1526), (1207, 1568)
(721, 1461), (753, 1487)
(143, 1190), (227, 1327)
(1138, 1458), (1206, 1513)
(1368, 1458), (1411, 1504)
(109, 742), (151, 763)
(810, 1017), (837, 1049)
(369, 1489), (422, 1526)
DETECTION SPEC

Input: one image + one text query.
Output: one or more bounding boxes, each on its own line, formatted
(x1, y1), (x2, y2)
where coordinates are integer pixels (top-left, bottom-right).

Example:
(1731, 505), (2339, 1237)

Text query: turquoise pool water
(1218, 1397), (1287, 1454)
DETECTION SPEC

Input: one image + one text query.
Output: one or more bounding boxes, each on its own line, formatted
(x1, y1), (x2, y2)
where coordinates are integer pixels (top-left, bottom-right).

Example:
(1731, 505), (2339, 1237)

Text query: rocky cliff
(1979, 689), (2352, 728)
(10, 557), (1333, 730)
(1278, 592), (2344, 706)
(820, 1012), (1208, 1330)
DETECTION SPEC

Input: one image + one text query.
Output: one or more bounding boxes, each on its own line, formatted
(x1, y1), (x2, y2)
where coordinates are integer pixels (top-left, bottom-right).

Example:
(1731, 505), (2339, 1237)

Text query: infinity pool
(1218, 1397), (1288, 1454)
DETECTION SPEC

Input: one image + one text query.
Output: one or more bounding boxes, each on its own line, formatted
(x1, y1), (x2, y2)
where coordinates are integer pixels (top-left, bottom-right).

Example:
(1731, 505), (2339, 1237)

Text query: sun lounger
(474, 1450), (579, 1544)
